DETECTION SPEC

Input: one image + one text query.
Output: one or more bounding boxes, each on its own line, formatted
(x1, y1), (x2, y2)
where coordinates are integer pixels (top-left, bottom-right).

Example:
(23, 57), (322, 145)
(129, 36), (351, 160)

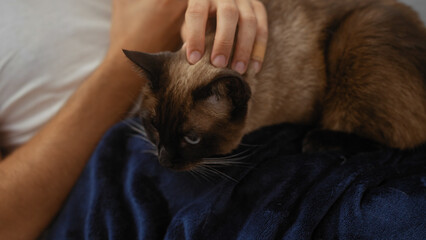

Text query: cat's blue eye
(184, 134), (201, 145)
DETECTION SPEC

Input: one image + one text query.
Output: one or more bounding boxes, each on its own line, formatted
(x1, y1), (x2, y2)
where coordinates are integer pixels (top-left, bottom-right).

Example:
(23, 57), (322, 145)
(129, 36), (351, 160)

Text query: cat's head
(124, 49), (251, 171)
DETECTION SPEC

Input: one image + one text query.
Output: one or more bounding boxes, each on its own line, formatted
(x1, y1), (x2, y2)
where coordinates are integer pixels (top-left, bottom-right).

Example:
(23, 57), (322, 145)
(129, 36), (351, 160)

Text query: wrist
(55, 49), (144, 129)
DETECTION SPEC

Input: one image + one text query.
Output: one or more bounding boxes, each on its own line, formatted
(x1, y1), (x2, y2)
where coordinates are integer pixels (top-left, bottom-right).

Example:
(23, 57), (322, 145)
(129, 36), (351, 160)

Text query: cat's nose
(158, 146), (175, 167)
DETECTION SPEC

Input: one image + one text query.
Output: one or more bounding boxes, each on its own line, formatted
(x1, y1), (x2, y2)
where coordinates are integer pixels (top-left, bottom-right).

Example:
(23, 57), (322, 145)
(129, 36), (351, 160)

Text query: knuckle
(186, 3), (206, 18)
(241, 14), (257, 27)
(252, 0), (265, 10)
(220, 2), (239, 18)
(257, 25), (269, 38)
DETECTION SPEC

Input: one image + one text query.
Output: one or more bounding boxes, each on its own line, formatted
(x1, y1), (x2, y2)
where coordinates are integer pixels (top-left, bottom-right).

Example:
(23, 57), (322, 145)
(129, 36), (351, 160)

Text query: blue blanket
(46, 121), (426, 239)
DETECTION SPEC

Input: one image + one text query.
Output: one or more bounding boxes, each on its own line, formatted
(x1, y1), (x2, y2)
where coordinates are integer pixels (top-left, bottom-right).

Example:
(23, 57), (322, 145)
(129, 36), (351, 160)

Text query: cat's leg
(314, 2), (426, 152)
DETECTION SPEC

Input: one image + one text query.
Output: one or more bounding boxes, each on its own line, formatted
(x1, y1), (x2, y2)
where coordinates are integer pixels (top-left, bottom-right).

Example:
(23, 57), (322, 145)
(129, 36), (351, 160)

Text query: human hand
(182, 0), (268, 74)
(109, 0), (187, 56)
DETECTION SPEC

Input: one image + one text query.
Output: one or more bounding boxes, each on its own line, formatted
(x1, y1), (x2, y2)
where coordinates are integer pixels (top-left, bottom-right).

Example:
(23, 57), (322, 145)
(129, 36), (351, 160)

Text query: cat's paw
(302, 129), (381, 154)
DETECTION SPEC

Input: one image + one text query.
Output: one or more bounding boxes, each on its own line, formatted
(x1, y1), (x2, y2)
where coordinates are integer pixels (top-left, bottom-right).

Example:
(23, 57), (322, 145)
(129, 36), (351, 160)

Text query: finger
(231, 0), (257, 74)
(212, 0), (239, 68)
(250, 0), (268, 73)
(185, 0), (210, 64)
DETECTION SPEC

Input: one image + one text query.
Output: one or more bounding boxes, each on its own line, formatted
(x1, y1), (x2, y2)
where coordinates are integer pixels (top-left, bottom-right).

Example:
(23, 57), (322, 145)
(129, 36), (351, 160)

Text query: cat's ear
(122, 50), (171, 90)
(193, 73), (251, 121)
(223, 75), (252, 121)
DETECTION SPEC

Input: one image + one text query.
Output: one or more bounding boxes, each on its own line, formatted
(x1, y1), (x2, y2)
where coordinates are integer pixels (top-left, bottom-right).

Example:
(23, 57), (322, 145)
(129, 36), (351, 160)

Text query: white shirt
(0, 0), (111, 152)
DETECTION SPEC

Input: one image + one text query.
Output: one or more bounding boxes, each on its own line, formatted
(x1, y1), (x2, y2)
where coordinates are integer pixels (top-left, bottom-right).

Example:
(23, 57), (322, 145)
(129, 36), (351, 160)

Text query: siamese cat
(124, 0), (426, 170)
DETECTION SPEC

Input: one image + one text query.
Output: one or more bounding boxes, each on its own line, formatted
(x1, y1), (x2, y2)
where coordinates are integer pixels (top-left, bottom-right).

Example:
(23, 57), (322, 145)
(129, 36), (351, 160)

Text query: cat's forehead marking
(167, 51), (222, 95)
(185, 96), (231, 133)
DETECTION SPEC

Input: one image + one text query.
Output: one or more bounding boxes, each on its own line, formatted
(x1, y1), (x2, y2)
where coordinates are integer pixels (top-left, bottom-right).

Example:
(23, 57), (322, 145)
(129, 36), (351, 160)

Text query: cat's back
(245, 0), (363, 129)
(244, 0), (333, 130)
(248, 0), (426, 148)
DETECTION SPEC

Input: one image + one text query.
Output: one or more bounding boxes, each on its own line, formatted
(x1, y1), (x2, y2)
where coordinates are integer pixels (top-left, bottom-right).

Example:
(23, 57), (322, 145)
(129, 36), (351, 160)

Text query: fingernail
(233, 61), (246, 74)
(212, 55), (227, 68)
(189, 51), (201, 64)
(252, 61), (261, 73)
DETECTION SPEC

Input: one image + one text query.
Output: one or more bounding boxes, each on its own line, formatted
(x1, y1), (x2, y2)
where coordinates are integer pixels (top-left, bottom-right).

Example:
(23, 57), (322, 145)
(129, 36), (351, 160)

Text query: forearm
(0, 53), (143, 240)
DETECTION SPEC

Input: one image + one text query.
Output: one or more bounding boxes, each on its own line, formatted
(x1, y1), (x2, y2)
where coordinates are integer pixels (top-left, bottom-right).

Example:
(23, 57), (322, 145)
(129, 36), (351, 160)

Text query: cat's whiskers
(125, 119), (157, 150)
(131, 133), (157, 148)
(224, 148), (255, 159)
(201, 148), (257, 167)
(200, 157), (251, 166)
(202, 148), (251, 161)
(190, 166), (215, 183)
(187, 169), (202, 182)
(239, 142), (263, 148)
(125, 119), (148, 137)
(196, 165), (238, 183)
(142, 148), (158, 156)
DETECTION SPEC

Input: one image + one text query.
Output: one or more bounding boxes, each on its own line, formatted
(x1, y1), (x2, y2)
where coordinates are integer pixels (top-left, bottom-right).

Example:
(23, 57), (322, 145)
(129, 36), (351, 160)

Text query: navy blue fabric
(46, 121), (426, 240)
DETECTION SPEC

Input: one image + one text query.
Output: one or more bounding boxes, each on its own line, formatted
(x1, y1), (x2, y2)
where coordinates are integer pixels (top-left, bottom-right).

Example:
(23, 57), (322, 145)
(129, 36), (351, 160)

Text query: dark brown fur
(125, 0), (426, 170)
